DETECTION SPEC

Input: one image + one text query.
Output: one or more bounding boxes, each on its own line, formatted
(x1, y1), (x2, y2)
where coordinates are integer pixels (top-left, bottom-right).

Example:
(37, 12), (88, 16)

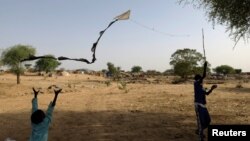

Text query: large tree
(1, 45), (36, 84)
(173, 61), (193, 79)
(180, 0), (250, 42)
(170, 48), (208, 79)
(170, 48), (204, 66)
(35, 55), (61, 73)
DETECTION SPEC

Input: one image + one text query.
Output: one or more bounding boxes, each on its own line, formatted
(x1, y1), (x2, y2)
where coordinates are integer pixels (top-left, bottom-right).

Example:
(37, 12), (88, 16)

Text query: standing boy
(194, 61), (217, 141)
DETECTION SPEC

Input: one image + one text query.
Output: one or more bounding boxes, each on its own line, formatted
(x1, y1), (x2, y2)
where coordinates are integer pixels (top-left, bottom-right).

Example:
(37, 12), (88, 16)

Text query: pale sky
(0, 0), (249, 72)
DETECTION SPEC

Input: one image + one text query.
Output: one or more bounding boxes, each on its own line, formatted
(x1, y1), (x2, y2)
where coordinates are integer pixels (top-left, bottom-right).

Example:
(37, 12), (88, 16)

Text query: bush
(171, 77), (186, 84)
(236, 82), (243, 88)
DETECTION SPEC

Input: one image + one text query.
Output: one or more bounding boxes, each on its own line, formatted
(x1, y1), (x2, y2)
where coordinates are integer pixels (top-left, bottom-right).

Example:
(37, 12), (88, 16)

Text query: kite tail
(21, 19), (119, 64)
(90, 19), (118, 63)
(58, 19), (119, 64)
(20, 55), (57, 62)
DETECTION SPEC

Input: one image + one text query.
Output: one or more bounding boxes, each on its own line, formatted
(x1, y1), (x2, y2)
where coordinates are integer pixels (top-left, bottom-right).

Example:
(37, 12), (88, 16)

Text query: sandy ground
(0, 73), (249, 141)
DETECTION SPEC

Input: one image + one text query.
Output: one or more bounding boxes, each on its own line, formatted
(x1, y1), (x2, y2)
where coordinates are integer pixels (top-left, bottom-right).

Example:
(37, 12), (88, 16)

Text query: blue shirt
(194, 81), (207, 104)
(29, 98), (54, 141)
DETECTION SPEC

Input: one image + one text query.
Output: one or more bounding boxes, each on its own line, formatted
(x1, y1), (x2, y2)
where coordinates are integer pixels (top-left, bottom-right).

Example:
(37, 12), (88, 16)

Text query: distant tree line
(1, 45), (244, 84)
(1, 44), (61, 84)
(169, 48), (243, 79)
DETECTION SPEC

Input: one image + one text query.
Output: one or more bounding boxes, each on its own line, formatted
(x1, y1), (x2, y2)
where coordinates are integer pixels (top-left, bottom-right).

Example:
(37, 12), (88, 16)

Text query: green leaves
(173, 61), (193, 79)
(181, 0), (250, 40)
(106, 62), (121, 80)
(170, 48), (208, 79)
(170, 48), (204, 67)
(131, 66), (142, 73)
(35, 55), (61, 73)
(213, 65), (235, 75)
(1, 45), (35, 66)
(1, 44), (36, 84)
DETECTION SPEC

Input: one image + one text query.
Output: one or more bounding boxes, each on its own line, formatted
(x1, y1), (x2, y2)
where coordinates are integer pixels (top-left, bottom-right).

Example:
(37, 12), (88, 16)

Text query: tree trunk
(17, 73), (20, 84)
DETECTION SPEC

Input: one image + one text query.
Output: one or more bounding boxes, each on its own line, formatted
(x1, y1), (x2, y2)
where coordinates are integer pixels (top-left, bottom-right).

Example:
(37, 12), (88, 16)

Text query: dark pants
(195, 104), (211, 141)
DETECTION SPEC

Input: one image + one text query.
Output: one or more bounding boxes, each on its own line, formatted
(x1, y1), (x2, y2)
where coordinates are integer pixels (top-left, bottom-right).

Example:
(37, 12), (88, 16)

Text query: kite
(21, 10), (131, 63)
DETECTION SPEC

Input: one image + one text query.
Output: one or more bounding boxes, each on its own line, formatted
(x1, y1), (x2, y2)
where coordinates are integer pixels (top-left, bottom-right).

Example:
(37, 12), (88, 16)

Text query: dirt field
(0, 73), (249, 141)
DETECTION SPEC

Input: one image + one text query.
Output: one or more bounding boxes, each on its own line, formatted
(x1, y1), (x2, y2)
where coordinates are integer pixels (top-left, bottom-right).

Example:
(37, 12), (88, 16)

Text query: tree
(147, 70), (161, 76)
(25, 64), (32, 69)
(163, 69), (174, 75)
(35, 55), (61, 73)
(106, 62), (121, 80)
(234, 69), (242, 74)
(131, 66), (142, 73)
(107, 62), (117, 76)
(174, 61), (192, 79)
(180, 0), (250, 42)
(214, 65), (235, 75)
(170, 48), (207, 79)
(170, 48), (204, 66)
(193, 66), (211, 76)
(0, 60), (3, 69)
(101, 69), (107, 73)
(1, 45), (36, 84)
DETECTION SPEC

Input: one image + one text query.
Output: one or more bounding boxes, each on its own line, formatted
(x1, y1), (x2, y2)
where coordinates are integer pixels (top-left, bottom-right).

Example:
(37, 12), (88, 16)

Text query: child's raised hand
(211, 85), (217, 89)
(52, 87), (62, 107)
(54, 88), (62, 95)
(32, 87), (40, 97)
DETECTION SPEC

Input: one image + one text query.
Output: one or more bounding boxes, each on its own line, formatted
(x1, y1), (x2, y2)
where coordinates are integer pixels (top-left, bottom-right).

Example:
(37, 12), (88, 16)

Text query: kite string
(129, 18), (190, 37)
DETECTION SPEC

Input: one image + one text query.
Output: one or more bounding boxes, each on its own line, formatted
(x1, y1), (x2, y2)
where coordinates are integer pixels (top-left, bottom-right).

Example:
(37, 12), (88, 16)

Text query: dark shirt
(194, 81), (207, 104)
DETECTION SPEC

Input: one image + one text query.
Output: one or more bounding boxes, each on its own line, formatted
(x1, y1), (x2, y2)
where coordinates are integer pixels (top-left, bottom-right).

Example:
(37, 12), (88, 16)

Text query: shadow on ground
(0, 111), (198, 141)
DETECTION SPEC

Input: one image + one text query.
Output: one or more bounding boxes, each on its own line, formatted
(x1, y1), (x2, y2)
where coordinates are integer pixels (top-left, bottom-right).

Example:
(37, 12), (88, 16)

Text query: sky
(0, 0), (249, 72)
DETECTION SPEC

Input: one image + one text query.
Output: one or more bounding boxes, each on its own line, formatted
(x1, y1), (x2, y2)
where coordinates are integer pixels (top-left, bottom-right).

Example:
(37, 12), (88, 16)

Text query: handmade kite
(21, 10), (131, 63)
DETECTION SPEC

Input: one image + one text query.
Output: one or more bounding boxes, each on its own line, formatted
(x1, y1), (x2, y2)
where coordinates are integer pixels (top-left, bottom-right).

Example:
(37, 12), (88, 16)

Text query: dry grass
(0, 73), (249, 141)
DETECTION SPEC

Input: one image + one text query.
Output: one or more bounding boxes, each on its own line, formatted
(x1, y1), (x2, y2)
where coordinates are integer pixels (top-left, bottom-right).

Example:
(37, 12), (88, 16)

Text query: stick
(202, 28), (206, 61)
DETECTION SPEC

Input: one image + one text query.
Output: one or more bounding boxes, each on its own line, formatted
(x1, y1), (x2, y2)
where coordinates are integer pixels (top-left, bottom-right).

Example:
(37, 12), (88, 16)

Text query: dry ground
(0, 73), (249, 141)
